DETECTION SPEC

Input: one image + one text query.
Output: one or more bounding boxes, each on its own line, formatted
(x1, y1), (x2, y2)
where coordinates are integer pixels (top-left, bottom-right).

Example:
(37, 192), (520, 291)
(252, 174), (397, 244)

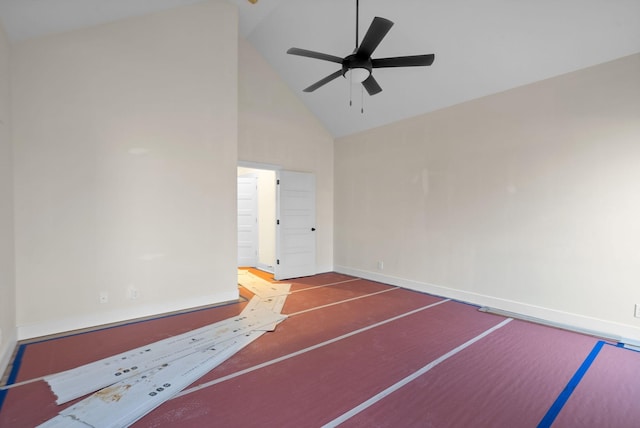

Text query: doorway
(237, 164), (317, 280)
(237, 174), (258, 267)
(237, 167), (277, 273)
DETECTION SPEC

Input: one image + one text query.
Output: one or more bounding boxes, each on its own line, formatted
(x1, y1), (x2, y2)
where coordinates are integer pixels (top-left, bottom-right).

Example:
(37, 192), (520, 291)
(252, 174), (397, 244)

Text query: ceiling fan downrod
(355, 0), (359, 49)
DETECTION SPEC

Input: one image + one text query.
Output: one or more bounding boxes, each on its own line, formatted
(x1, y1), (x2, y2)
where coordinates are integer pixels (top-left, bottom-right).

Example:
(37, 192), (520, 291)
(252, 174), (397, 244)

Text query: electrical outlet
(635, 304), (640, 318)
(128, 287), (139, 300)
(377, 261), (384, 270)
(99, 291), (108, 304)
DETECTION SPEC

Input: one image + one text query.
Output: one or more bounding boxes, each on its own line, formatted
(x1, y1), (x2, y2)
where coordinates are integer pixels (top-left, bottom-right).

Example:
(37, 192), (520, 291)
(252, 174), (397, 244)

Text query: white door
(275, 171), (316, 280)
(237, 176), (258, 267)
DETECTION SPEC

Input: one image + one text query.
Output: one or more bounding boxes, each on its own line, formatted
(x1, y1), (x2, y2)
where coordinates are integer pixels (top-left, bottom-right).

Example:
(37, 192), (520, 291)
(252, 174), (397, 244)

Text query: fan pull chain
(349, 72), (353, 107)
(361, 85), (364, 114)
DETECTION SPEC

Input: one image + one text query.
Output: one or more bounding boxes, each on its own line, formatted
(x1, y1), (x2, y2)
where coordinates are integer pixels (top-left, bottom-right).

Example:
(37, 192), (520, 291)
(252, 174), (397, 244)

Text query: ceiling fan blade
(362, 75), (382, 96)
(287, 48), (343, 64)
(303, 69), (344, 92)
(355, 17), (393, 58)
(372, 54), (435, 68)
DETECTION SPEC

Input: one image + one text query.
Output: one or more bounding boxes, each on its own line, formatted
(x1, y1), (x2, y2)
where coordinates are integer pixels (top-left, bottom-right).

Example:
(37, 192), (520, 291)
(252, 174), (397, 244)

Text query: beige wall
(12, 1), (239, 339)
(238, 38), (334, 273)
(0, 22), (16, 374)
(335, 54), (640, 342)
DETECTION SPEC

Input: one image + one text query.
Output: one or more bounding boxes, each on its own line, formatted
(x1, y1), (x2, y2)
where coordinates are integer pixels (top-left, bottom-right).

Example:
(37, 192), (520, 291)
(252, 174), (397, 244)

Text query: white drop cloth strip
(45, 308), (285, 404)
(241, 295), (289, 331)
(39, 332), (263, 428)
(39, 271), (290, 426)
(1, 297), (281, 394)
(238, 273), (291, 298)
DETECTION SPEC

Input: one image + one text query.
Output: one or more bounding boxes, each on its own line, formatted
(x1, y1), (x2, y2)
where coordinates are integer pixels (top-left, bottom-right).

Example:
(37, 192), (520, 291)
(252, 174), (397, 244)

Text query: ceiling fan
(287, 0), (435, 96)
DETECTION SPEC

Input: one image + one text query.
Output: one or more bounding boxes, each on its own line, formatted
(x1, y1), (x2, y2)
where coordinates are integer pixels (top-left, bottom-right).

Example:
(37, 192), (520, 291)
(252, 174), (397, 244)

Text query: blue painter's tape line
(537, 340), (605, 428)
(0, 344), (28, 412)
(0, 385), (5, 412)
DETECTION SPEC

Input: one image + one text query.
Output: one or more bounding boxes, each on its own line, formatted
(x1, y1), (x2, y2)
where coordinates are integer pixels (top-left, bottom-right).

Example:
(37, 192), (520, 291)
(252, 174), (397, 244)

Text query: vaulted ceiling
(1, 0), (639, 137)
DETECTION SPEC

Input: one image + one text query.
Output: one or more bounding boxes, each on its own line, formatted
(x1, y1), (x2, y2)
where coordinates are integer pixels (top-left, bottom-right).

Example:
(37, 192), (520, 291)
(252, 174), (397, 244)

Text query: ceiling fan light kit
(344, 67), (370, 83)
(287, 0), (435, 99)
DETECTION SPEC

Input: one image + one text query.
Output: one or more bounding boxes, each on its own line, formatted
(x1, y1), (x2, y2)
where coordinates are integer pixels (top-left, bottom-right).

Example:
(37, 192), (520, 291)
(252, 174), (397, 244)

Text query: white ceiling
(1, 0), (639, 137)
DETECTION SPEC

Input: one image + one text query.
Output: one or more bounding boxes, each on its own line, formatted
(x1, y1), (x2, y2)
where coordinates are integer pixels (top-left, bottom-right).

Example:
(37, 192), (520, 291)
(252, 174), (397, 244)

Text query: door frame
(237, 161), (281, 273)
(237, 161), (317, 280)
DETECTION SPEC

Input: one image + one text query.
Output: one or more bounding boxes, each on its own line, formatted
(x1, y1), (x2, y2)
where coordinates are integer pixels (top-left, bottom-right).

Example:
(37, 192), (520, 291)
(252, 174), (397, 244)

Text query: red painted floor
(1, 271), (639, 427)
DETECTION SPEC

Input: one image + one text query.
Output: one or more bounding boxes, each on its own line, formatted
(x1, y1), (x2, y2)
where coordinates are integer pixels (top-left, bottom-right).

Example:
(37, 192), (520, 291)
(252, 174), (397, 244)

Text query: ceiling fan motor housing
(342, 54), (372, 79)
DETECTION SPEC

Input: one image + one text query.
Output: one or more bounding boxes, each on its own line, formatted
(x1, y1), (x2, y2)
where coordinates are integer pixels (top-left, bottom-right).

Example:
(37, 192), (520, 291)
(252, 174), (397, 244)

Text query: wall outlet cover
(128, 287), (139, 300)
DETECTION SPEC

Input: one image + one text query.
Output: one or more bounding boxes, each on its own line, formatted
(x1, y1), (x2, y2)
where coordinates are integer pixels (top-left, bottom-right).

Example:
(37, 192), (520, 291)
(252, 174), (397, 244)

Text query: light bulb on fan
(344, 67), (370, 83)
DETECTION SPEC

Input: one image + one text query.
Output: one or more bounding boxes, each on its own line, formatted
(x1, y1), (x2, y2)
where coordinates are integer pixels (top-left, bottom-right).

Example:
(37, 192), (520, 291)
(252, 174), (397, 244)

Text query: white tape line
(290, 278), (361, 293)
(174, 299), (451, 399)
(322, 318), (514, 428)
(287, 287), (400, 316)
(0, 376), (46, 391)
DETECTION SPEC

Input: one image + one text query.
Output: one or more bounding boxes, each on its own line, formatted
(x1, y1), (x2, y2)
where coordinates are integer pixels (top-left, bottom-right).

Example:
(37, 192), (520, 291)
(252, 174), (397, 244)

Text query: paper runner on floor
(238, 270), (291, 299)
(39, 332), (263, 428)
(39, 271), (289, 427)
(45, 306), (284, 404)
(238, 272), (290, 330)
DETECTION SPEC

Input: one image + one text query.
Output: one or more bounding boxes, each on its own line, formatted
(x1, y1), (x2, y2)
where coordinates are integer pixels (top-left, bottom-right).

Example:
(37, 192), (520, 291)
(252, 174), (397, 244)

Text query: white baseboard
(316, 265), (334, 275)
(255, 263), (274, 274)
(251, 265), (333, 277)
(17, 291), (239, 341)
(335, 265), (640, 345)
(0, 326), (17, 381)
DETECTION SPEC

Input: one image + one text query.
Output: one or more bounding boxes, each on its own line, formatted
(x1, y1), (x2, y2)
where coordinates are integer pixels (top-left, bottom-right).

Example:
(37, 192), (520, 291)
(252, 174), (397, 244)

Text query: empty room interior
(1, 0), (640, 426)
